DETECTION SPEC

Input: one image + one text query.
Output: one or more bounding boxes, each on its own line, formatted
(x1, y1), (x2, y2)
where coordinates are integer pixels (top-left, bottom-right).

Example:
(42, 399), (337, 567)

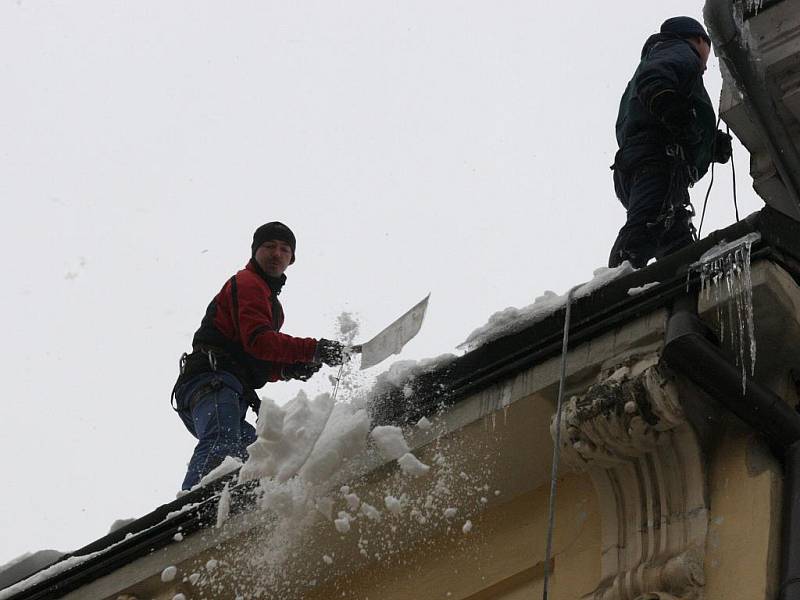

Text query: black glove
(650, 89), (694, 136)
(315, 339), (346, 367)
(713, 130), (733, 164)
(281, 362), (322, 381)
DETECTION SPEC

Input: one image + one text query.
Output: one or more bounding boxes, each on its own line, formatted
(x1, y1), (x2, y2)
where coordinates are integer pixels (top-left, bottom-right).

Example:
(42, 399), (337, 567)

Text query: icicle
(693, 233), (760, 394)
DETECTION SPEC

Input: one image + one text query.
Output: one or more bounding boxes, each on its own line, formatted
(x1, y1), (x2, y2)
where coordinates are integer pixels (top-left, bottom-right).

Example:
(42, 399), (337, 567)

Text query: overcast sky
(0, 1), (762, 566)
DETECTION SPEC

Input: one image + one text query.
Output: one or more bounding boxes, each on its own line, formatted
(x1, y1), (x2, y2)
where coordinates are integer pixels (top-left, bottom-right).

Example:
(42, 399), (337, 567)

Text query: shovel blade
(360, 294), (430, 370)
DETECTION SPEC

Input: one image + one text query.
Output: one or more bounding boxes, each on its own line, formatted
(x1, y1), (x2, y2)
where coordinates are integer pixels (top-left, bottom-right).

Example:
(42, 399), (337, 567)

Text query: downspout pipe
(663, 295), (800, 600)
(704, 0), (800, 218)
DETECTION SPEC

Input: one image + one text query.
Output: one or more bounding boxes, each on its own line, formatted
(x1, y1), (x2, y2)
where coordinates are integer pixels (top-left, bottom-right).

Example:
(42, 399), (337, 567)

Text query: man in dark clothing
(173, 222), (348, 490)
(609, 16), (733, 269)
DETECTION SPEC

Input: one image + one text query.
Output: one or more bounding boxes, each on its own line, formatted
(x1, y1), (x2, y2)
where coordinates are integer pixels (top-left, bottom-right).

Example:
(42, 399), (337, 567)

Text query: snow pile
(239, 392), (339, 483)
(460, 262), (635, 350)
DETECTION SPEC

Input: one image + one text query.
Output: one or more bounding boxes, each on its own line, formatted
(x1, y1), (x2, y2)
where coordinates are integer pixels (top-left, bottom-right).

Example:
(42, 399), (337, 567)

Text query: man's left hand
(713, 130), (733, 164)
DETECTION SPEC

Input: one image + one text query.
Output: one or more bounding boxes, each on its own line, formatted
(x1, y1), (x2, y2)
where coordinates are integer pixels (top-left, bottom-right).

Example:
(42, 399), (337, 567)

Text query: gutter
(663, 294), (800, 600)
(704, 0), (800, 219)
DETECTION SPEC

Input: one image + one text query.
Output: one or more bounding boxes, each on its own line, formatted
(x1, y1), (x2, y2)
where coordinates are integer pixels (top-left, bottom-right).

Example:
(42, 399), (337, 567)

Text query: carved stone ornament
(552, 358), (709, 600)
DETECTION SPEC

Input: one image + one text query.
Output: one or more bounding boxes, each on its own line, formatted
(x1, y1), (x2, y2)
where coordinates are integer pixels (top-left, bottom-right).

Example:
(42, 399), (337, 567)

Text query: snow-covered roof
(6, 206), (800, 600)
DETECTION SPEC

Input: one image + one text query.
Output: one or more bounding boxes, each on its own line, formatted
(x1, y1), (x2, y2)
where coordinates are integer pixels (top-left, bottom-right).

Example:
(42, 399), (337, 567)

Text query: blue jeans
(176, 371), (257, 490)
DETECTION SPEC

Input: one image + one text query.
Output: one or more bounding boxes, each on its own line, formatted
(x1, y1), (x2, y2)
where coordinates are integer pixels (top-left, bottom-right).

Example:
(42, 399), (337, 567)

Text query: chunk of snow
(397, 452), (430, 476)
(108, 518), (136, 534)
(216, 483), (231, 528)
(627, 281), (660, 296)
(205, 559), (218, 571)
(173, 533), (184, 542)
(462, 520), (473, 534)
(416, 416), (433, 430)
(239, 392), (334, 483)
(322, 554), (333, 565)
(371, 425), (410, 460)
(334, 512), (351, 533)
(188, 572), (201, 585)
(197, 456), (242, 488)
(443, 507), (458, 519)
(161, 565), (178, 582)
(384, 495), (402, 514)
(345, 493), (360, 512)
(173, 594), (186, 600)
(360, 502), (381, 521)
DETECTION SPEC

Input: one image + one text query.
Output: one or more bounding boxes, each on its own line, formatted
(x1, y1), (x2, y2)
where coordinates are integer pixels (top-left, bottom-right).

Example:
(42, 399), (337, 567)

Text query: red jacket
(191, 260), (318, 389)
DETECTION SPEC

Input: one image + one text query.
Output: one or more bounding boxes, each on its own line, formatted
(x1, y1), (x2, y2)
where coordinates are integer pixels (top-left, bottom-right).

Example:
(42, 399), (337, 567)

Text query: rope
(697, 155), (716, 239)
(698, 116), (723, 239)
(729, 124), (740, 222)
(542, 286), (577, 600)
(331, 363), (346, 403)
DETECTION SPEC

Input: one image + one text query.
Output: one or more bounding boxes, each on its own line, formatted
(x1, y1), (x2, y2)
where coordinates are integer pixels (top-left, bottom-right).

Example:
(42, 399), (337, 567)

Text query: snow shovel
(353, 294), (430, 370)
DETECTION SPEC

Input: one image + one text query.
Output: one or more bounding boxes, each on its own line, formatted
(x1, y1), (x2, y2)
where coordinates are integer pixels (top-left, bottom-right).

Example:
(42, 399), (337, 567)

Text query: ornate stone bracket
(552, 357), (710, 600)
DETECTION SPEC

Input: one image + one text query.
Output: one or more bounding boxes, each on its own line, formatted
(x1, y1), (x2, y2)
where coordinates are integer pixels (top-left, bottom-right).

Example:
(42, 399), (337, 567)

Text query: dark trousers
(608, 162), (694, 269)
(176, 371), (257, 490)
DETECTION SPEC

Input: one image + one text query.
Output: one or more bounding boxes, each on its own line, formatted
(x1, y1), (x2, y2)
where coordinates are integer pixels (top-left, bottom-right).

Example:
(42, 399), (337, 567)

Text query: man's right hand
(315, 339), (347, 366)
(282, 363), (322, 381)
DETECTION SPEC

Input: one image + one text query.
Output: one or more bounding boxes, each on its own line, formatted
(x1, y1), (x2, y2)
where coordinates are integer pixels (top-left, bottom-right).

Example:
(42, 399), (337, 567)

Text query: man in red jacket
(173, 222), (346, 490)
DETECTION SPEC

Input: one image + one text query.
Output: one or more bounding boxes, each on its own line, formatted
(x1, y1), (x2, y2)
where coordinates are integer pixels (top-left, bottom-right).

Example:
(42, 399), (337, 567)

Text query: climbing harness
(542, 286), (577, 600)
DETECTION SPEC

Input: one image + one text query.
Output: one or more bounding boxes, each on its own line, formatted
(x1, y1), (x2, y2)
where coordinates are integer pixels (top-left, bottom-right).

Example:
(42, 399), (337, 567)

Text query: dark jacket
(190, 260), (318, 389)
(615, 33), (717, 179)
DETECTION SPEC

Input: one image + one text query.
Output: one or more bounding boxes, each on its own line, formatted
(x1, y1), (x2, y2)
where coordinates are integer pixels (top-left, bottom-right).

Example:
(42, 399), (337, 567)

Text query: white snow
(205, 559), (218, 571)
(107, 518), (136, 533)
(161, 565), (178, 582)
(216, 483), (231, 528)
(460, 262), (635, 350)
(173, 594), (186, 600)
(197, 455), (243, 488)
(416, 416), (433, 430)
(344, 493), (360, 512)
(360, 502), (381, 521)
(173, 532), (184, 542)
(443, 507), (458, 519)
(188, 572), (201, 585)
(370, 425), (410, 460)
(322, 554), (333, 565)
(0, 552), (101, 600)
(397, 452), (431, 476)
(384, 495), (402, 514)
(334, 512), (351, 534)
(336, 312), (360, 345)
(462, 520), (473, 534)
(627, 281), (660, 296)
(239, 392), (335, 483)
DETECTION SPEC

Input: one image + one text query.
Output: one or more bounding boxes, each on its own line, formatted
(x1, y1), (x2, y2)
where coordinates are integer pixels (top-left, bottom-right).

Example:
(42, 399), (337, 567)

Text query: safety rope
(729, 124), (740, 223)
(698, 120), (740, 238)
(542, 286), (577, 600)
(331, 362), (346, 403)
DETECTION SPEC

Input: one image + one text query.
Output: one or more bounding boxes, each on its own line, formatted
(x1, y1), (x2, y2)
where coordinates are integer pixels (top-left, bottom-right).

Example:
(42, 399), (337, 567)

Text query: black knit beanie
(251, 222), (296, 263)
(661, 16), (711, 45)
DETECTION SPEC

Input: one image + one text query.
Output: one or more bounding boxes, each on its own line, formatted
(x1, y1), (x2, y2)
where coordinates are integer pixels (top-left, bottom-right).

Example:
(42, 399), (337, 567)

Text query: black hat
(251, 222), (296, 263)
(661, 16), (711, 45)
